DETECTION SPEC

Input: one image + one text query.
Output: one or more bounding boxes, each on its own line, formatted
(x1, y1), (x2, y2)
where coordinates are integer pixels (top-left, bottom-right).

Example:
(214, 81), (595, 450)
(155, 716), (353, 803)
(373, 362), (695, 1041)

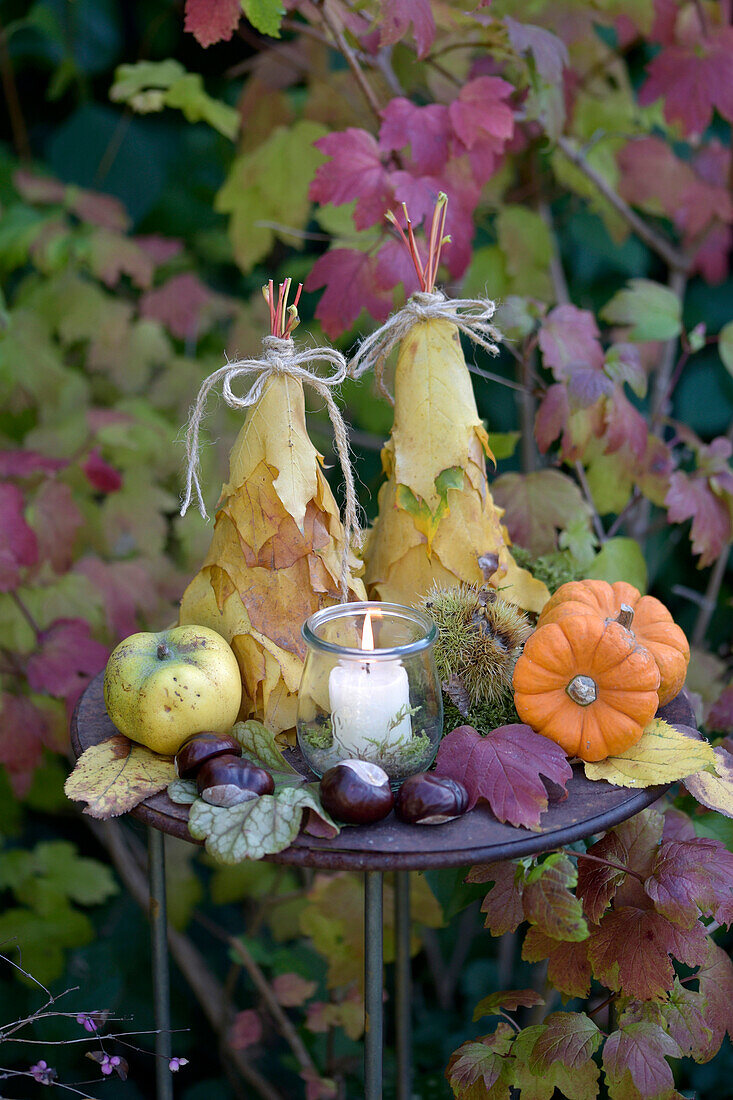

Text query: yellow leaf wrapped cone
(357, 200), (549, 614)
(179, 282), (365, 739)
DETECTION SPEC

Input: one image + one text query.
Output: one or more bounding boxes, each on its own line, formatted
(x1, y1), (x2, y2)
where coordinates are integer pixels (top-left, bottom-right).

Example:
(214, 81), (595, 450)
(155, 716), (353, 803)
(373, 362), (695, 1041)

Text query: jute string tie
(180, 335), (361, 601)
(348, 289), (502, 403)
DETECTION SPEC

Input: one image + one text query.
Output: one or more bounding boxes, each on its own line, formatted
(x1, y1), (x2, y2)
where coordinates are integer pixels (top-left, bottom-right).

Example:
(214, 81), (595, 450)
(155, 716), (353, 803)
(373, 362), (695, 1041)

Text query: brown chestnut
(319, 760), (394, 825)
(395, 773), (468, 825)
(196, 754), (274, 807)
(175, 731), (242, 779)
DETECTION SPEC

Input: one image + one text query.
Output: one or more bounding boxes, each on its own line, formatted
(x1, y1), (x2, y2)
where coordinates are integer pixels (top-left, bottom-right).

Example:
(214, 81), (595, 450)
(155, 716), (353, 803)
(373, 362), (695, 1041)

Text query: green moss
(511, 547), (583, 594)
(442, 694), (521, 737)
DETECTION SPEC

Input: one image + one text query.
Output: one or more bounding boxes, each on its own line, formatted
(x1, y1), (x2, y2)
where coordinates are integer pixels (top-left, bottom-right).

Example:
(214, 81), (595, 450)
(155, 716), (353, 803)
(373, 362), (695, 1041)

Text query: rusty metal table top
(71, 673), (691, 871)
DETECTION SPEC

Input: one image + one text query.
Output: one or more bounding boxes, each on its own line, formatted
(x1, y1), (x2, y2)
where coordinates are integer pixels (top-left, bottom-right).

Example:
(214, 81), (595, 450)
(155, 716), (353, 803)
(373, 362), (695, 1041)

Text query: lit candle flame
(361, 611), (375, 651)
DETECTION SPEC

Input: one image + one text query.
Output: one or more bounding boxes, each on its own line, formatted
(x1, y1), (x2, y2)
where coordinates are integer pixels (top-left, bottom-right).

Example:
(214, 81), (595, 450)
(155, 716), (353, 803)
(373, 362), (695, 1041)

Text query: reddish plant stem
(10, 591), (42, 639)
(317, 1), (383, 121)
(574, 462), (606, 544)
(0, 16), (30, 161)
(562, 849), (642, 884)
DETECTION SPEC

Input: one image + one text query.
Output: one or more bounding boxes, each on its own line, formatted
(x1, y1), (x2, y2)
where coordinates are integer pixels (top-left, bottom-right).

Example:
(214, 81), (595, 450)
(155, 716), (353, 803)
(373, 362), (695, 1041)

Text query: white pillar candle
(328, 612), (412, 758)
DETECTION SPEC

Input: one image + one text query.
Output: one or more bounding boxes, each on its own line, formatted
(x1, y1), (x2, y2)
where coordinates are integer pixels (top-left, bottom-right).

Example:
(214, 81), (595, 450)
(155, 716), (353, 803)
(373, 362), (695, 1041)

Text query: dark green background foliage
(0, 0), (732, 1096)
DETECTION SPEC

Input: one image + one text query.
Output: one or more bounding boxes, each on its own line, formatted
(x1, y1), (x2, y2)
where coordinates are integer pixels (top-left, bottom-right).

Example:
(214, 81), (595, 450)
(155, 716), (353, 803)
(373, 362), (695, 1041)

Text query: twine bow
(348, 289), (505, 403)
(180, 335), (361, 601)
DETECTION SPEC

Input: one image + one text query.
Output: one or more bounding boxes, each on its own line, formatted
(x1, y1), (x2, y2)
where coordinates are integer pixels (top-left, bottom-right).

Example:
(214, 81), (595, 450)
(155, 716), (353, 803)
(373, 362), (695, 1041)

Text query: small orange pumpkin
(537, 579), (689, 706)
(513, 614), (661, 761)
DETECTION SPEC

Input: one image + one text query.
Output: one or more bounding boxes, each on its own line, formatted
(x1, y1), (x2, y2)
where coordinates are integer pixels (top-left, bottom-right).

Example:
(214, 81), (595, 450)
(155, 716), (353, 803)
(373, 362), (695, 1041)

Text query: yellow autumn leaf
(180, 376), (366, 738)
(221, 374), (318, 532)
(64, 734), (176, 819)
(683, 746), (733, 818)
(584, 719), (716, 788)
(364, 317), (549, 613)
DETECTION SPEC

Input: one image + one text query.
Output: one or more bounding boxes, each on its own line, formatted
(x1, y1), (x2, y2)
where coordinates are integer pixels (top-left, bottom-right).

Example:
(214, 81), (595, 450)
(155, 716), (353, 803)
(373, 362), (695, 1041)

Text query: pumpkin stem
(566, 674), (598, 706)
(615, 604), (635, 630)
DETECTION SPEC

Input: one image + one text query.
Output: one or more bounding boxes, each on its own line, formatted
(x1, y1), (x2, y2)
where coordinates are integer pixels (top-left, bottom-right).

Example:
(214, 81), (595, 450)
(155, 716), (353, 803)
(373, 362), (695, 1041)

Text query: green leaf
(0, 840), (117, 909)
(719, 321), (733, 378)
(600, 279), (682, 342)
(232, 720), (300, 776)
(586, 537), (647, 592)
(216, 121), (327, 272)
(0, 904), (93, 985)
(586, 455), (633, 516)
(446, 1023), (516, 1099)
(496, 206), (554, 301)
(111, 60), (239, 139)
(492, 469), (592, 557)
(241, 0), (285, 38)
(188, 786), (337, 864)
(487, 431), (521, 461)
(168, 777), (198, 804)
(511, 1024), (601, 1100)
(396, 466), (464, 548)
(524, 853), (589, 942)
(473, 989), (544, 1022)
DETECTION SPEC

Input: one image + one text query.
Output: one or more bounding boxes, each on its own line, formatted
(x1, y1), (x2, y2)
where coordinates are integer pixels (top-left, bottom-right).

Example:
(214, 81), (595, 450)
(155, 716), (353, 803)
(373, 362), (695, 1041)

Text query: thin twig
(650, 269), (689, 426)
(538, 200), (570, 305)
(10, 591), (42, 639)
(574, 462), (606, 544)
(555, 136), (688, 273)
(568, 849), (642, 883)
(195, 912), (318, 1080)
(0, 15), (30, 161)
(317, 1), (383, 121)
(86, 820), (284, 1100)
(692, 543), (731, 648)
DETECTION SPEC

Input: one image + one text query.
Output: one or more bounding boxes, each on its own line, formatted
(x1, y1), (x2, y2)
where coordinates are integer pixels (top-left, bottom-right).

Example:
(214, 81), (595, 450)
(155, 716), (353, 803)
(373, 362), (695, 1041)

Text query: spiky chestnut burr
(421, 582), (532, 707)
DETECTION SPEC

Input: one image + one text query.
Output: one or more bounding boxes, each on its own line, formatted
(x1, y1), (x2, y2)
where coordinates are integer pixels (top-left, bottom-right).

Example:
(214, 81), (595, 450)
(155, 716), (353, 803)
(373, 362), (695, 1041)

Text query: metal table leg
(394, 871), (412, 1100)
(148, 828), (173, 1100)
(364, 871), (384, 1100)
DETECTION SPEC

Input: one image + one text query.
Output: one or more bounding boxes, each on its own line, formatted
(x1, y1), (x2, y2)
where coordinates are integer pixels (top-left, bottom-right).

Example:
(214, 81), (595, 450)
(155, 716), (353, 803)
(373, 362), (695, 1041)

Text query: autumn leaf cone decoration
(354, 196), (550, 614)
(178, 280), (365, 739)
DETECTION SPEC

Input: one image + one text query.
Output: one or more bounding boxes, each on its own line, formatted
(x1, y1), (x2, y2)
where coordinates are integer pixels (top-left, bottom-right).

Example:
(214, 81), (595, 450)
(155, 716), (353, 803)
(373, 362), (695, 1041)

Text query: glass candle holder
(296, 602), (443, 785)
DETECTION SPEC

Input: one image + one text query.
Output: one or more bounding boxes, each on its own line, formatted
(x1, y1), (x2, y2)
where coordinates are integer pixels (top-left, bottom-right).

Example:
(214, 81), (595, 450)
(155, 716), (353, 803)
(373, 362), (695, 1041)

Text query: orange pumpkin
(537, 579), (689, 706)
(513, 614), (661, 761)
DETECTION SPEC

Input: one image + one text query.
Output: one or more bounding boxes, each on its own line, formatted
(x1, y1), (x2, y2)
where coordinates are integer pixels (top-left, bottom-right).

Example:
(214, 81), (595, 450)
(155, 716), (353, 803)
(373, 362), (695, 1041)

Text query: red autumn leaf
(229, 1009), (262, 1050)
(587, 906), (708, 1001)
(603, 1021), (681, 1097)
(306, 249), (393, 339)
(661, 808), (696, 843)
(134, 234), (184, 265)
(434, 724), (572, 830)
(374, 236), (424, 300)
(0, 694), (48, 796)
(708, 687), (733, 733)
(272, 972), (318, 1007)
(378, 0), (435, 58)
(88, 229), (155, 290)
(638, 28), (733, 137)
(534, 383), (570, 454)
(522, 927), (592, 999)
(448, 77), (514, 150)
(26, 619), (108, 707)
(67, 187), (129, 231)
(13, 169), (66, 205)
(505, 17), (568, 84)
(666, 470), (732, 568)
(568, 369), (613, 409)
(528, 1011), (602, 1071)
(538, 304), (604, 381)
(0, 451), (67, 478)
(83, 449), (123, 494)
(29, 480), (83, 574)
(604, 342), (647, 399)
(74, 557), (158, 640)
(603, 388), (648, 460)
(379, 99), (450, 174)
(141, 272), (234, 340)
(664, 979), (714, 1062)
(697, 941), (733, 1054)
(577, 831), (629, 924)
(611, 809), (664, 908)
(184, 0), (242, 47)
(643, 838), (733, 928)
(0, 483), (39, 591)
(522, 854), (588, 942)
(467, 860), (526, 936)
(310, 130), (392, 230)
